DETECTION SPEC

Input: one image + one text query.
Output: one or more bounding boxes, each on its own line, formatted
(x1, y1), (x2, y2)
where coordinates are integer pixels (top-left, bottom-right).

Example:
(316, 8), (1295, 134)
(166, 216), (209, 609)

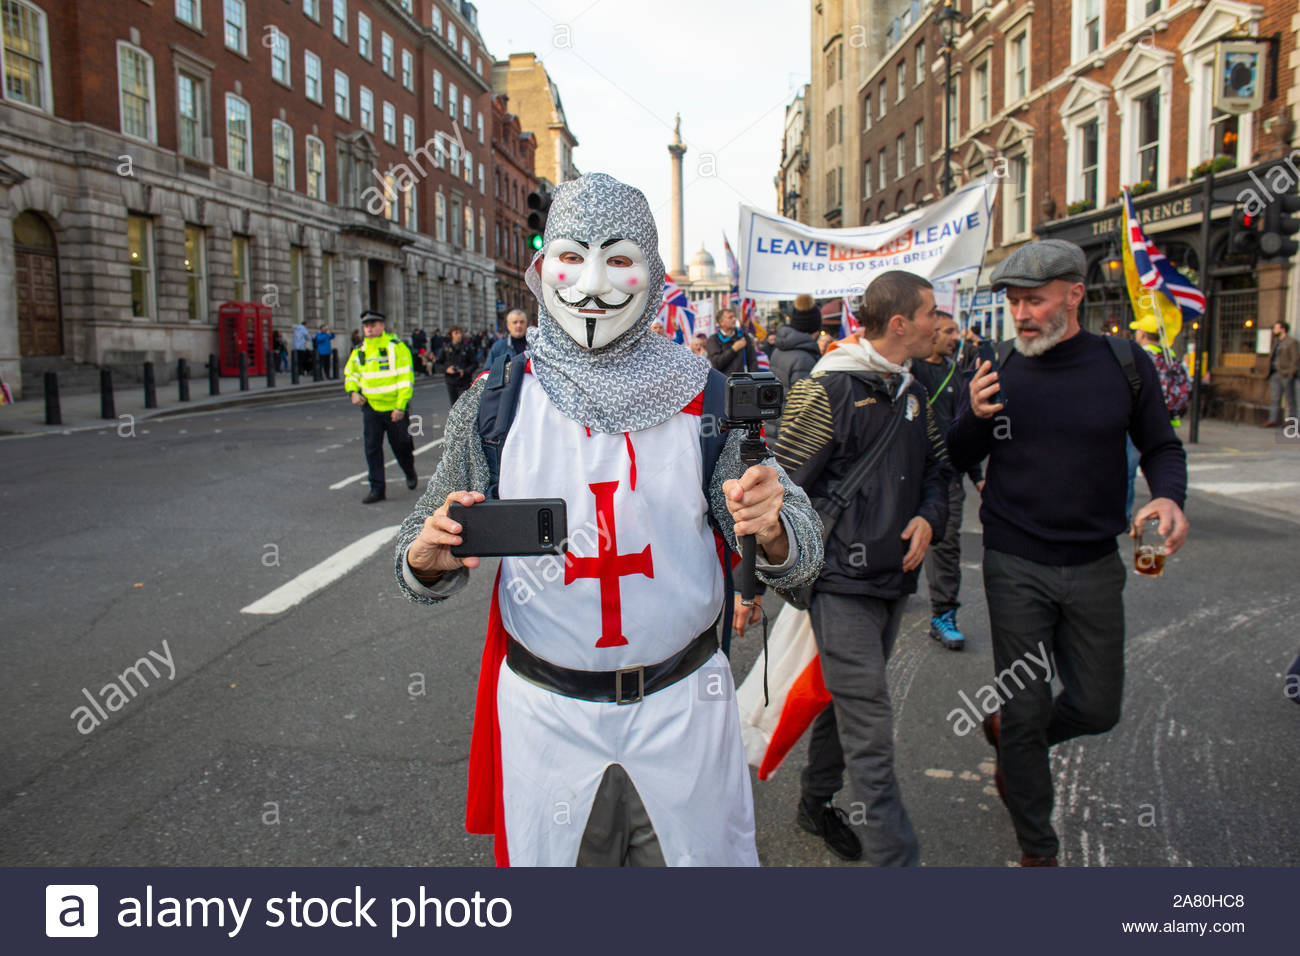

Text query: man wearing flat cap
(344, 311), (419, 504)
(947, 238), (1190, 866)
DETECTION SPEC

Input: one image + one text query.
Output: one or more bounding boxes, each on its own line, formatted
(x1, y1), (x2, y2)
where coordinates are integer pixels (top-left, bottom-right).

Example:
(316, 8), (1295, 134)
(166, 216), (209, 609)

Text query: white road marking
(1190, 480), (1300, 495)
(240, 525), (402, 615)
(328, 437), (445, 490)
(1185, 463), (1233, 472)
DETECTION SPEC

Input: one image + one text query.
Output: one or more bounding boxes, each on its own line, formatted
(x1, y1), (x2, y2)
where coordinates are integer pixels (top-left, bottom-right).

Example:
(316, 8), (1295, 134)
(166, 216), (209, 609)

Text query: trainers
(796, 799), (862, 861)
(929, 609), (966, 650)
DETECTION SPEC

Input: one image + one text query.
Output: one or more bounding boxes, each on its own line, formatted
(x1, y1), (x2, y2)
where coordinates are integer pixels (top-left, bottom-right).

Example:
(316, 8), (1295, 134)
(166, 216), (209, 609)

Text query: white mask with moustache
(539, 237), (650, 350)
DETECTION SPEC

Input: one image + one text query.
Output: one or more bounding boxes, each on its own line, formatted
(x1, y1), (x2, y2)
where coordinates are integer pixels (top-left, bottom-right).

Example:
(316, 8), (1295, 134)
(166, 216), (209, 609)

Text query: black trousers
(446, 376), (470, 406)
(361, 404), (416, 494)
(925, 478), (966, 616)
(981, 547), (1127, 858)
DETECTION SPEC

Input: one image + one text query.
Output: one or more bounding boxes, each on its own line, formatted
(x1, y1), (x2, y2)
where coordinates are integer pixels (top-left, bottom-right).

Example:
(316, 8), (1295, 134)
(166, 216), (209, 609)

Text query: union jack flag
(1123, 190), (1206, 321)
(657, 277), (696, 343)
(723, 233), (761, 336)
(839, 297), (861, 339)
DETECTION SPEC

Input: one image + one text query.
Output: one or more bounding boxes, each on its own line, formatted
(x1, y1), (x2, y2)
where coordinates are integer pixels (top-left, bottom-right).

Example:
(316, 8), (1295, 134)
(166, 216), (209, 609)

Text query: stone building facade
(1, 0), (499, 398)
(492, 51), (579, 188)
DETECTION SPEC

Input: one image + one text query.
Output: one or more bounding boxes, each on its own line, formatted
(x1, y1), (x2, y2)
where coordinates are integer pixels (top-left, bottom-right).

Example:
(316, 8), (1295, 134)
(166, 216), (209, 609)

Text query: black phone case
(448, 499), (568, 557)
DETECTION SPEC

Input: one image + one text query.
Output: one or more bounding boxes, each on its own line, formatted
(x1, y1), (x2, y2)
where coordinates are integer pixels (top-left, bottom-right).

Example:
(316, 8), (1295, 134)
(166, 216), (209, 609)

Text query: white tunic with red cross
(488, 368), (757, 866)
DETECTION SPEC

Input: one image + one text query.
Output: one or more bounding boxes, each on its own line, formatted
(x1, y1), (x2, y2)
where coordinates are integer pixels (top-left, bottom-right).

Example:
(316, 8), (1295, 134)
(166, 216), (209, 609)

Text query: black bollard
(178, 358), (190, 402)
(143, 361), (157, 409)
(290, 350), (299, 385)
(208, 354), (220, 395)
(44, 371), (61, 425)
(332, 348), (340, 380)
(266, 353), (276, 388)
(100, 368), (115, 420)
(312, 353), (323, 382)
(238, 351), (249, 391)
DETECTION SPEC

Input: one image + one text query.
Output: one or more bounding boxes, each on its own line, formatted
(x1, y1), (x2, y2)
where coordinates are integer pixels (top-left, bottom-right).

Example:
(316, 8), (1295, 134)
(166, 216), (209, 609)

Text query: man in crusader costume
(394, 173), (823, 866)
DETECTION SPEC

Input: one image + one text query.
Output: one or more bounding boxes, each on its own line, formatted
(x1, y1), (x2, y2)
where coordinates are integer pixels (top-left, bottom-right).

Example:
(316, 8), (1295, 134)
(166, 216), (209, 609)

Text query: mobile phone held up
(448, 498), (568, 558)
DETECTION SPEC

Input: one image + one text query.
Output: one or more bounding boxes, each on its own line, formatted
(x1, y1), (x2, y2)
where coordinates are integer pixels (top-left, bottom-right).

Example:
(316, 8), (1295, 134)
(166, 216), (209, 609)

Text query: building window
(878, 79), (886, 117)
(184, 225), (207, 321)
(915, 40), (925, 85)
(1080, 119), (1099, 207)
(176, 71), (204, 158)
(303, 0), (319, 22)
(449, 138), (459, 176)
(896, 133), (905, 177)
(825, 109), (837, 147)
(461, 36), (469, 61)
(403, 113), (414, 152)
(464, 205), (474, 248)
(357, 12), (371, 58)
(403, 181), (417, 229)
(477, 111), (484, 144)
(463, 149), (472, 184)
(914, 119), (924, 168)
(433, 69), (443, 107)
(479, 216), (485, 255)
(435, 192), (447, 242)
(127, 215), (154, 319)
(1, 0), (52, 111)
(863, 159), (872, 198)
(462, 92), (471, 129)
(1010, 154), (1028, 235)
(896, 61), (906, 102)
(382, 101), (395, 143)
(232, 234), (250, 300)
(448, 81), (457, 118)
(448, 21), (456, 47)
(383, 172), (398, 221)
(304, 51), (321, 102)
(863, 93), (872, 131)
(289, 246), (304, 325)
(225, 93), (250, 173)
(117, 43), (155, 142)
(381, 32), (393, 75)
(1136, 90), (1159, 184)
(321, 253), (335, 326)
(306, 135), (325, 199)
(331, 0), (346, 42)
(176, 0), (201, 28)
(431, 5), (442, 32)
(401, 49), (413, 89)
(1076, 0), (1102, 59)
(359, 85), (373, 130)
(270, 28), (290, 85)
(1009, 32), (1027, 102)
(272, 120), (294, 189)
(878, 148), (886, 190)
(946, 77), (960, 142)
(334, 70), (349, 118)
(973, 60), (989, 124)
(223, 0), (245, 54)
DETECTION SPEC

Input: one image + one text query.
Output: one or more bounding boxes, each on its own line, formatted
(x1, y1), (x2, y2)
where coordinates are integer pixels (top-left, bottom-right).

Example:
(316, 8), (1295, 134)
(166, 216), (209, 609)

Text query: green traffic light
(530, 234), (544, 251)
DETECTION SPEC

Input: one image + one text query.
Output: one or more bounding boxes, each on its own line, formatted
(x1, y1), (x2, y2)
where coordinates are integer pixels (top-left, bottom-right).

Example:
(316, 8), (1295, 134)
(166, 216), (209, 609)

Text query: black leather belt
(505, 626), (719, 705)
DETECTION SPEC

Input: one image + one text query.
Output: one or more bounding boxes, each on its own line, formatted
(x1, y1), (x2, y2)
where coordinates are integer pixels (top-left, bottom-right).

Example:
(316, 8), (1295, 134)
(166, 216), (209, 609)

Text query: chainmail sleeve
(707, 429), (824, 591)
(393, 378), (493, 604)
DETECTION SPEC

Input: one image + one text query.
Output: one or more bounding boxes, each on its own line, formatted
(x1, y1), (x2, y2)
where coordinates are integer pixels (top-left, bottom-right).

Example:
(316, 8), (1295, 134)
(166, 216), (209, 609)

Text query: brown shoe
(982, 712), (1008, 808)
(1020, 853), (1059, 867)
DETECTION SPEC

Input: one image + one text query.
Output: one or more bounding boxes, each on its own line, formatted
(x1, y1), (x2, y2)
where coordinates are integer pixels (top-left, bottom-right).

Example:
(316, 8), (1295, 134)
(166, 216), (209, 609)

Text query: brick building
(490, 92), (536, 324)
(492, 51), (579, 188)
(1, 0), (499, 398)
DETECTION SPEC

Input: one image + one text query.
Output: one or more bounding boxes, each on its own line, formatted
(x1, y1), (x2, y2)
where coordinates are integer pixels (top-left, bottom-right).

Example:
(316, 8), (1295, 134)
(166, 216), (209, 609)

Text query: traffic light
(1227, 205), (1259, 261)
(526, 186), (552, 252)
(1259, 192), (1300, 260)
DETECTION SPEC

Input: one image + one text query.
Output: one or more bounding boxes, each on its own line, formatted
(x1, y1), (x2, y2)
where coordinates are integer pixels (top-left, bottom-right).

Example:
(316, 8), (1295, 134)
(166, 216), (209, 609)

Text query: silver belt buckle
(614, 665), (645, 705)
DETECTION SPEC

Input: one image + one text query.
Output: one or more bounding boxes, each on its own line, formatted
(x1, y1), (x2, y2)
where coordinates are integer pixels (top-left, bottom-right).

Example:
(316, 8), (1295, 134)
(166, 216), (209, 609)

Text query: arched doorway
(13, 211), (62, 356)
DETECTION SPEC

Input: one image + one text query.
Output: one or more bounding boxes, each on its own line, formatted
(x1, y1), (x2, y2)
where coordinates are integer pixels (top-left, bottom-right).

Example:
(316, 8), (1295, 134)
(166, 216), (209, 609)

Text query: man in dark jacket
(948, 239), (1189, 867)
(913, 310), (984, 650)
(441, 325), (478, 405)
(705, 308), (756, 375)
(775, 270), (950, 866)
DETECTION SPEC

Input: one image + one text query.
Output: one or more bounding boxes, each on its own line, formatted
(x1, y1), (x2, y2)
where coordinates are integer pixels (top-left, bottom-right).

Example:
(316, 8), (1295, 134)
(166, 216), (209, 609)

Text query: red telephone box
(217, 302), (270, 376)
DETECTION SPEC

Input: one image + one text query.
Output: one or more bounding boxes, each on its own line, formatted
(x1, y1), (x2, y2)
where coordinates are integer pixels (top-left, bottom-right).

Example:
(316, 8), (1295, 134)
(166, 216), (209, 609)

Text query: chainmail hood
(524, 172), (710, 433)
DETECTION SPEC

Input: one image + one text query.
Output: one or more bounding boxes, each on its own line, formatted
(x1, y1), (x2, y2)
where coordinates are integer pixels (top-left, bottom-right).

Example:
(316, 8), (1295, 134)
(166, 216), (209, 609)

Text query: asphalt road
(1, 382), (1296, 867)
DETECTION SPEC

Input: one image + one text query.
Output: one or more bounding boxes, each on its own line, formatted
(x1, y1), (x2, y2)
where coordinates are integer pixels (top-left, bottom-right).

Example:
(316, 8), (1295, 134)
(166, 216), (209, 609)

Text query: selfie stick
(736, 424), (768, 607)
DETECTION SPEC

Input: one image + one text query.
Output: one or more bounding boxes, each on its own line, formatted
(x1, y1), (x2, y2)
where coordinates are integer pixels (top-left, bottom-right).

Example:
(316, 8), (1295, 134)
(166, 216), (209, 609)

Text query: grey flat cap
(989, 240), (1087, 292)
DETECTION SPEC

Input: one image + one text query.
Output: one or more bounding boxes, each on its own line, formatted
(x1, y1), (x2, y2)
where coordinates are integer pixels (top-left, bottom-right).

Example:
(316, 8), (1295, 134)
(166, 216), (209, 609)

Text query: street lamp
(1102, 237), (1124, 283)
(934, 0), (965, 196)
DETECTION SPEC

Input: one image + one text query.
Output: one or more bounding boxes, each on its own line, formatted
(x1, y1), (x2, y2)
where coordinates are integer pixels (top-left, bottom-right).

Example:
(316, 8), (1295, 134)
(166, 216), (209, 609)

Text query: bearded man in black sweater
(947, 239), (1189, 867)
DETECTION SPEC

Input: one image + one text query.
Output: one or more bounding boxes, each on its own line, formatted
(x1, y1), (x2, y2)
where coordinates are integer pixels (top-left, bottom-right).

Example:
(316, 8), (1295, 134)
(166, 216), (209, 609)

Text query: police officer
(344, 311), (418, 504)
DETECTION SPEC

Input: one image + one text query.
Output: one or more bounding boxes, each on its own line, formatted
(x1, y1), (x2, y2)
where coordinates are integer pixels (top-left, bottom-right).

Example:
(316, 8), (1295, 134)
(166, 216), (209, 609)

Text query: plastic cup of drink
(1134, 517), (1167, 577)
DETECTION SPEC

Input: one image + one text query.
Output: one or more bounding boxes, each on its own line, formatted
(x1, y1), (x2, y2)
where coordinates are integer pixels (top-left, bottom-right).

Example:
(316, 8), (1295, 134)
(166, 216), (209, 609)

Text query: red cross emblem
(564, 480), (654, 648)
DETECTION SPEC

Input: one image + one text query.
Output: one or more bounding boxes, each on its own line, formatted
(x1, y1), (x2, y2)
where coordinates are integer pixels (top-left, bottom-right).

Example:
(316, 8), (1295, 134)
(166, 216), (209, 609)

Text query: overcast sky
(475, 0), (810, 273)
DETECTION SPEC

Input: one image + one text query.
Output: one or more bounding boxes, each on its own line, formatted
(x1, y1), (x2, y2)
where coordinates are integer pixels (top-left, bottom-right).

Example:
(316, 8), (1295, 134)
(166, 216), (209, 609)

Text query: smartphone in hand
(448, 499), (568, 557)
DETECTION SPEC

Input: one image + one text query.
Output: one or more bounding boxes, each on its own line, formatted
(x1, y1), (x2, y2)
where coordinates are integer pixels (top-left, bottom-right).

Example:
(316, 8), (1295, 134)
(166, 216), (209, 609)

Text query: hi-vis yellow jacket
(344, 333), (414, 412)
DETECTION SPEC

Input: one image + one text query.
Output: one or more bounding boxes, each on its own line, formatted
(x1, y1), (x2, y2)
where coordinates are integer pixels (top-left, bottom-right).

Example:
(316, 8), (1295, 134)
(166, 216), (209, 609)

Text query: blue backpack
(475, 352), (738, 653)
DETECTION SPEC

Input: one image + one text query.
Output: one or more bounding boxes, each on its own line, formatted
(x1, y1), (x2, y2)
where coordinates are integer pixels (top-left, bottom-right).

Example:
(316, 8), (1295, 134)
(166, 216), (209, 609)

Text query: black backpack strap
(1105, 335), (1143, 416)
(996, 339), (1015, 368)
(476, 352), (529, 499)
(699, 369), (734, 655)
